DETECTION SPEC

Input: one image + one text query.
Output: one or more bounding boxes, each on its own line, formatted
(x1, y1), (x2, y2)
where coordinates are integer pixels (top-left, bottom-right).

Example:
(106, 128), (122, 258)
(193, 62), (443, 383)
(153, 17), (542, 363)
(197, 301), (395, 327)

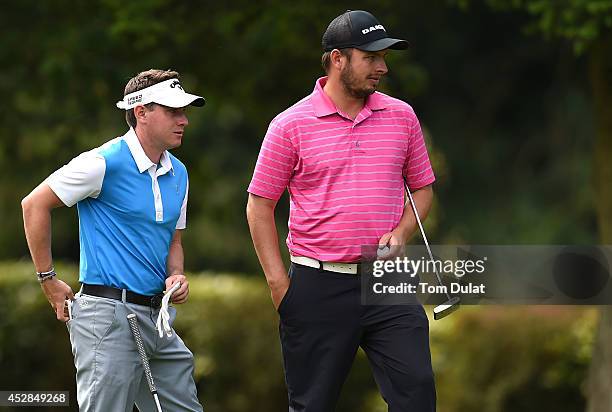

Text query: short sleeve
(403, 113), (435, 191)
(247, 119), (298, 200)
(45, 150), (106, 207)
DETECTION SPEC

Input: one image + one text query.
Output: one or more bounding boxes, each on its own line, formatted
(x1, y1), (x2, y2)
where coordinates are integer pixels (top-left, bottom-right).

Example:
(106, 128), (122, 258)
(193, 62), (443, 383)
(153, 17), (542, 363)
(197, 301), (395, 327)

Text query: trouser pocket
(277, 264), (298, 316)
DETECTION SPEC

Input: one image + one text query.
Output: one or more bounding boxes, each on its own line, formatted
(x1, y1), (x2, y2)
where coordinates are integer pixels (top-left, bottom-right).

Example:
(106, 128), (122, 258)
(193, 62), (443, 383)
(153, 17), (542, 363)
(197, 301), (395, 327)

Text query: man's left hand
(165, 274), (189, 304)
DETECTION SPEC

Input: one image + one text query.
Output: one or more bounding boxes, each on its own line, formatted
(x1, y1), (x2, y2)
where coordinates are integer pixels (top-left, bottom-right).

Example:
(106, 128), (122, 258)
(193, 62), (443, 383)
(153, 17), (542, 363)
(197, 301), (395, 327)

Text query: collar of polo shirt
(124, 128), (173, 174)
(116, 79), (205, 110)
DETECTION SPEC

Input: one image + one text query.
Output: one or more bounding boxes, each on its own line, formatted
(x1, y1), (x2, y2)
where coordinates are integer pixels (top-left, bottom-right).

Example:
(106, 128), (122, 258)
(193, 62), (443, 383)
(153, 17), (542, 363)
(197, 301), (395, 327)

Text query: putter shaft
(404, 181), (460, 319)
(127, 313), (163, 412)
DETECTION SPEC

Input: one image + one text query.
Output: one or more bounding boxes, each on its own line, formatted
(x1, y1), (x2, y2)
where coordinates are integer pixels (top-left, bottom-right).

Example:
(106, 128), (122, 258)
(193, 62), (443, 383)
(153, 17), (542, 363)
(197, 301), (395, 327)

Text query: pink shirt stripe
(248, 77), (435, 262)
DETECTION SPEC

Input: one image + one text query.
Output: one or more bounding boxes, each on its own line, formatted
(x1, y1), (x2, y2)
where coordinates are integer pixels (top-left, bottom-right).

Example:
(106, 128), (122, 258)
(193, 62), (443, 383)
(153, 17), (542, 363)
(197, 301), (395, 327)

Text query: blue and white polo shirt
(46, 128), (189, 295)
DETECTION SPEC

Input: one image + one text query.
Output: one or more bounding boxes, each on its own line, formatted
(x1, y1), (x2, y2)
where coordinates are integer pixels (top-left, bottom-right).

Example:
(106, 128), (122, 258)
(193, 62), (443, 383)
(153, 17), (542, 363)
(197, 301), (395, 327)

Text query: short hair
(321, 49), (353, 73)
(123, 69), (180, 128)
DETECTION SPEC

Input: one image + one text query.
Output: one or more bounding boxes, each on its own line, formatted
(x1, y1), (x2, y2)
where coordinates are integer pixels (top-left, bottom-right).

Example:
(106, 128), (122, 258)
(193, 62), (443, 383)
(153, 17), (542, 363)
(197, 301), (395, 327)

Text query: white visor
(116, 79), (205, 110)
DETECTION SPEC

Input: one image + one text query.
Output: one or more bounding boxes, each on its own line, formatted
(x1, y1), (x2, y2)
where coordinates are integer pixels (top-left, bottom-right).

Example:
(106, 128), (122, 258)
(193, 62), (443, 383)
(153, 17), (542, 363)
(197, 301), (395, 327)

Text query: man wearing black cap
(247, 10), (436, 411)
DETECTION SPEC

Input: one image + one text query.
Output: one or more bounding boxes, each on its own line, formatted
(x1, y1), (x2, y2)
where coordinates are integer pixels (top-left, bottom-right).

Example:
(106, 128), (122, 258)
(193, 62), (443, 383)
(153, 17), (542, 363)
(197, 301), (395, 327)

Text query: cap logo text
(170, 80), (183, 90)
(362, 25), (385, 34)
(127, 94), (142, 105)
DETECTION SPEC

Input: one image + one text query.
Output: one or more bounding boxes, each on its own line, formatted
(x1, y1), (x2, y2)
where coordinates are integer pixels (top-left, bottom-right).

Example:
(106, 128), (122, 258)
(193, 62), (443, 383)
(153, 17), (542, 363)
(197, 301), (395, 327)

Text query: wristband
(37, 268), (57, 283)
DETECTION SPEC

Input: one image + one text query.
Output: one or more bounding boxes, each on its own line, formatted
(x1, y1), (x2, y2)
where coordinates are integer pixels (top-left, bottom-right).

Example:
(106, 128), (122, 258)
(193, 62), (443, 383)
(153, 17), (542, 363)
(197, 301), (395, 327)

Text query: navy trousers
(278, 264), (436, 412)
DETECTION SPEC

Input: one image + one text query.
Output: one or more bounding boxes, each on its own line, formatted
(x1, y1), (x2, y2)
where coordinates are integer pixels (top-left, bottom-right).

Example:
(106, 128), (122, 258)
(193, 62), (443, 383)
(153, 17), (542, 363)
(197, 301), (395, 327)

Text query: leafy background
(2, 1), (611, 411)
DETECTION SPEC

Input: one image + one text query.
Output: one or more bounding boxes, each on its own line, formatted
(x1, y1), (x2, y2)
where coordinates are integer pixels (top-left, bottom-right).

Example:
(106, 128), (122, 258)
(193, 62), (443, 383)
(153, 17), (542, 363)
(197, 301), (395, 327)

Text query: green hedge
(0, 262), (596, 411)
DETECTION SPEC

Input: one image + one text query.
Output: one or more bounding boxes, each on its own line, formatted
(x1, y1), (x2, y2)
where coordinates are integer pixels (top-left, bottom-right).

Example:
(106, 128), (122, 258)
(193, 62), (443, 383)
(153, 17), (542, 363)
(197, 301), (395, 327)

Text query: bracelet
(36, 268), (57, 283)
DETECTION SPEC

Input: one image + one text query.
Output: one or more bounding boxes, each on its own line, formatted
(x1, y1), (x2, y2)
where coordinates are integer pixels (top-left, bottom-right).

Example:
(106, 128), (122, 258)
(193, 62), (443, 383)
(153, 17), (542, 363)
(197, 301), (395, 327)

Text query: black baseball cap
(322, 10), (408, 52)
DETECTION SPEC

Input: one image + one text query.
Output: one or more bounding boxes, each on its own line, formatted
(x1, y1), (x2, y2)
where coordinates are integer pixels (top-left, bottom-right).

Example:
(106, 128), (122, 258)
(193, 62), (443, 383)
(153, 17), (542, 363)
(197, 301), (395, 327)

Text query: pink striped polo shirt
(248, 77), (435, 262)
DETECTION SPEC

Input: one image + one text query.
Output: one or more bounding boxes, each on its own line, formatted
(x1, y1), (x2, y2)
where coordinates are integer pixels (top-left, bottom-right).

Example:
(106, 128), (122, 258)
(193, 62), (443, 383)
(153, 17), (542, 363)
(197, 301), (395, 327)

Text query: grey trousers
(67, 292), (203, 412)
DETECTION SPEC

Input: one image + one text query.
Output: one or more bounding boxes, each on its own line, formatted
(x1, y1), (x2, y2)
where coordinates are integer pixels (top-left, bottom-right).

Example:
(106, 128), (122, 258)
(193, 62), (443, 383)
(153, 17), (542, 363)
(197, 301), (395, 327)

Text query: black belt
(81, 284), (163, 309)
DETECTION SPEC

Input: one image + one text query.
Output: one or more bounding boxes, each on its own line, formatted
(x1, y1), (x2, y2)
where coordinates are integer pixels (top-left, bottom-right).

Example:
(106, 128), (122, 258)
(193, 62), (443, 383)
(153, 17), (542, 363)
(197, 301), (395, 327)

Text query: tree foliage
(454, 0), (612, 52)
(3, 1), (598, 274)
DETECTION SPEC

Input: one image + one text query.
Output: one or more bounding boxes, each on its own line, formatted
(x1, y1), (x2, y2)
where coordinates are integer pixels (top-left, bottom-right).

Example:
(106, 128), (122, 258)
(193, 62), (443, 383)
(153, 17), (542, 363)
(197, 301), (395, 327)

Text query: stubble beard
(340, 64), (376, 99)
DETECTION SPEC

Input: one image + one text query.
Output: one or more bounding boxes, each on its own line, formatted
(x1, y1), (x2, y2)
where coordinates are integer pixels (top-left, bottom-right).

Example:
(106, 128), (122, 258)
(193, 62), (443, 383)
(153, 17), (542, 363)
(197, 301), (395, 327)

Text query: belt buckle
(150, 294), (162, 309)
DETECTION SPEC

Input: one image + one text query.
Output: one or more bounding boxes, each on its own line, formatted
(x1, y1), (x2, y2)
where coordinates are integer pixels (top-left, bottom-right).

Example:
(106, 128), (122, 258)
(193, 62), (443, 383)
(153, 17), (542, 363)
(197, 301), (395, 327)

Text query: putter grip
(127, 314), (157, 393)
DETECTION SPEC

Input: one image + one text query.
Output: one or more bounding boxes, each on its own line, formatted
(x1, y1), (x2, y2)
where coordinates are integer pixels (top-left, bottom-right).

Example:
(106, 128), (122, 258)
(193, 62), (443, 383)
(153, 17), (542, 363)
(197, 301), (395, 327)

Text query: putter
(404, 181), (460, 320)
(127, 313), (163, 412)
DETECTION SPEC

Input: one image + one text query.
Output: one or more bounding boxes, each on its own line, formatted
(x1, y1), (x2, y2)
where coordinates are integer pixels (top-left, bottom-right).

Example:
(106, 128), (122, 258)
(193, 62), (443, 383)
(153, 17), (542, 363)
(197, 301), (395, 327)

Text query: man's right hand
(270, 277), (291, 311)
(246, 193), (291, 311)
(40, 277), (75, 322)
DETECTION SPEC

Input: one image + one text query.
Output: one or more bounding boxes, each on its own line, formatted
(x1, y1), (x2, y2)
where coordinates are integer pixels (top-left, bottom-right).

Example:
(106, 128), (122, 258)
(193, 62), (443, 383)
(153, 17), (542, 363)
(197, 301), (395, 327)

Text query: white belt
(290, 255), (360, 275)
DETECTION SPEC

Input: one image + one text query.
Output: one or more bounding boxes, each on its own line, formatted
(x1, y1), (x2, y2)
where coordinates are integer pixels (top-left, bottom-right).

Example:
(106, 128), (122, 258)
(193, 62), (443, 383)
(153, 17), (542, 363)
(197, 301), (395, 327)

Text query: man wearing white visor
(22, 69), (204, 411)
